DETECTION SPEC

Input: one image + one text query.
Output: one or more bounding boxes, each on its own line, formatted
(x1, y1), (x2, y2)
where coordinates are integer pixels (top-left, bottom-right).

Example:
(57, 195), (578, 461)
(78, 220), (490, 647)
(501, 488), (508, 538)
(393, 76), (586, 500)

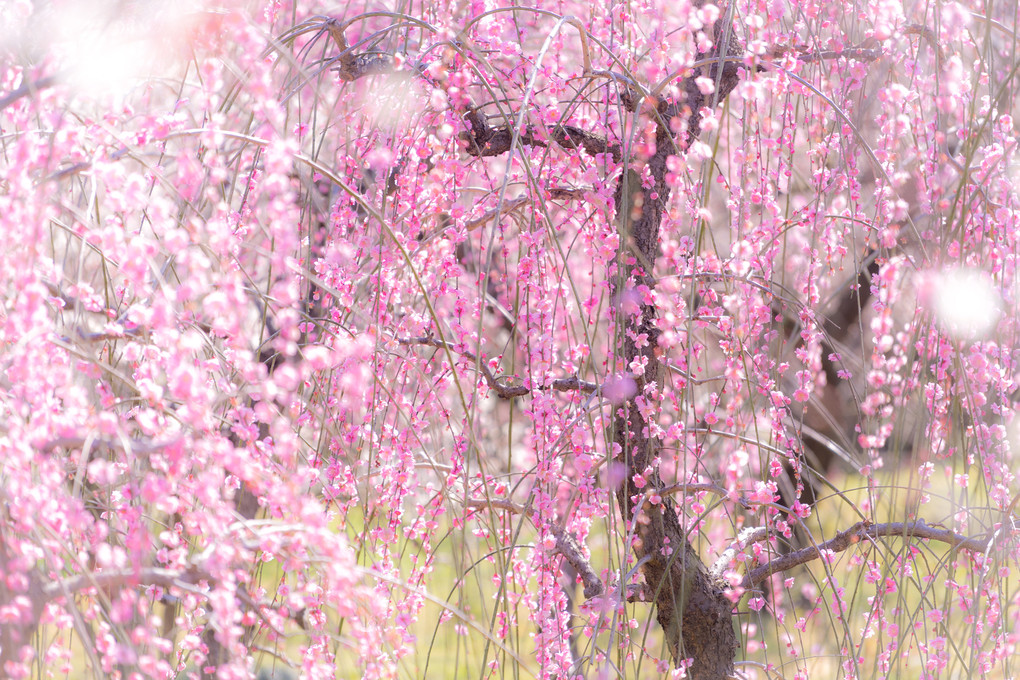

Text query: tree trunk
(609, 17), (744, 679)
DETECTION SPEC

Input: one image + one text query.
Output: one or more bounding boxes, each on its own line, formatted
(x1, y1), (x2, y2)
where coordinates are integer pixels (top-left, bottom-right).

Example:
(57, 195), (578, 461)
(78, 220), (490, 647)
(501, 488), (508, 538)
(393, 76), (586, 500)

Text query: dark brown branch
(459, 117), (625, 161)
(763, 39), (883, 67)
(325, 18), (405, 82)
(332, 52), (399, 81)
(399, 335), (597, 398)
(742, 519), (1003, 589)
(555, 525), (605, 599)
(653, 484), (1001, 589)
(44, 565), (300, 635)
(548, 187), (588, 200)
(202, 280), (297, 676)
(0, 560), (217, 672)
(548, 376), (598, 393)
(460, 108), (539, 157)
(551, 125), (622, 162)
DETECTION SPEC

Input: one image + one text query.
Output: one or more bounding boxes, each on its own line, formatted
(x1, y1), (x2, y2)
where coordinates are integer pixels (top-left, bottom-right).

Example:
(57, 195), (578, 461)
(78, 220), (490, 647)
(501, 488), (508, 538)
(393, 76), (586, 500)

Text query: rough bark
(609, 23), (744, 680)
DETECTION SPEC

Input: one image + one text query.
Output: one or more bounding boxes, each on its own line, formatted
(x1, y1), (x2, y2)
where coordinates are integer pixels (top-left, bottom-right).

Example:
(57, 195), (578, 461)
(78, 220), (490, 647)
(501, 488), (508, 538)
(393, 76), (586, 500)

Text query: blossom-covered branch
(323, 15), (625, 161)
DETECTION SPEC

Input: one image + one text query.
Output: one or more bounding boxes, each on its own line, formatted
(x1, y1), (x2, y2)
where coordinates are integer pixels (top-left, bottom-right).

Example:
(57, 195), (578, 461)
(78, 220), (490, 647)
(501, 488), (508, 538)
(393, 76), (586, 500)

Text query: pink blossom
(0, 2), (1015, 678)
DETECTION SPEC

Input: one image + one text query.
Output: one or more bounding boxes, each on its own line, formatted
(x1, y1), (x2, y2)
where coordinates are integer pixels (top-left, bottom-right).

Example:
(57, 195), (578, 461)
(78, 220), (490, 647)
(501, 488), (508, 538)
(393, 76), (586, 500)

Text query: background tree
(0, 0), (1018, 679)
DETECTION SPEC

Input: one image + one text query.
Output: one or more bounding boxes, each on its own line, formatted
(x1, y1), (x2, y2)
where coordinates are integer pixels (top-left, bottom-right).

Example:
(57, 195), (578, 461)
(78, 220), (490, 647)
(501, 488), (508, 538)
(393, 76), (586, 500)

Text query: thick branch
(324, 18), (622, 164)
(465, 499), (603, 599)
(796, 47), (883, 64)
(460, 111), (621, 161)
(743, 519), (1005, 589)
(326, 18), (406, 82)
(399, 335), (597, 398)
